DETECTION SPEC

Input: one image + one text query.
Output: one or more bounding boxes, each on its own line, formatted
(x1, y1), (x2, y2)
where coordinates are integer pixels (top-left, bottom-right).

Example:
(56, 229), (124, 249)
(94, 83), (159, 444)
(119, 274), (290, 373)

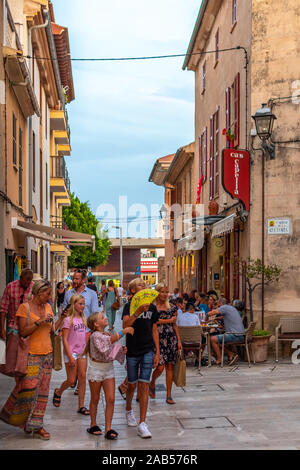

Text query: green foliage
(253, 329), (272, 336)
(243, 258), (282, 287)
(62, 193), (111, 268)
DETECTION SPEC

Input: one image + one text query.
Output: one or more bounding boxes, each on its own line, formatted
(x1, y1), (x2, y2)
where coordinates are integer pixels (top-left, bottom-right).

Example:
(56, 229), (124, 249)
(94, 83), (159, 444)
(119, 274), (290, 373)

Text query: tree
(240, 258), (282, 323)
(62, 193), (111, 268)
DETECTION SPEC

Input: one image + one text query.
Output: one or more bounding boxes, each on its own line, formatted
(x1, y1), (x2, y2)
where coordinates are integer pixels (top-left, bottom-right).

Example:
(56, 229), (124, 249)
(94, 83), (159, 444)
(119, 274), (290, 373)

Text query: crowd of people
(0, 269), (247, 441)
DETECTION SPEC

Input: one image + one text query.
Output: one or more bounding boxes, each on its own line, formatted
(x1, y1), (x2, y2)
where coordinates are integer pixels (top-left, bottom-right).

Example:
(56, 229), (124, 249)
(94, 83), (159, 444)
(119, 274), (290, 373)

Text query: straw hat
(32, 273), (43, 282)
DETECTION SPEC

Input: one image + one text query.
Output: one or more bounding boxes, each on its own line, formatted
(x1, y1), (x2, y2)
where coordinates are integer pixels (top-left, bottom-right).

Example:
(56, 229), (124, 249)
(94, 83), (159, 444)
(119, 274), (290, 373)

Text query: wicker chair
(275, 317), (300, 362)
(221, 321), (257, 368)
(178, 326), (210, 370)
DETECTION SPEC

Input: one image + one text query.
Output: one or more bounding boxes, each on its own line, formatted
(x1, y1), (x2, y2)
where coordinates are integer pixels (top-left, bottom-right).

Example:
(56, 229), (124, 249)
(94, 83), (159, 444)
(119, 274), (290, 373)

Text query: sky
(52, 0), (201, 238)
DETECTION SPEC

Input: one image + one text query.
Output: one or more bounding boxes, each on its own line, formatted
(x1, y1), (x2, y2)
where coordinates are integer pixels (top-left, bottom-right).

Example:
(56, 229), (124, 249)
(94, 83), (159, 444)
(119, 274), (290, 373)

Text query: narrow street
(1, 310), (300, 451)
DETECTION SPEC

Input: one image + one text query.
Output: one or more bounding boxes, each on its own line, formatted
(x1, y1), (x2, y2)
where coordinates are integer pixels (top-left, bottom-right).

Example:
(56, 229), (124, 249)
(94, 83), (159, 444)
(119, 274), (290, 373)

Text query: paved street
(1, 311), (300, 451)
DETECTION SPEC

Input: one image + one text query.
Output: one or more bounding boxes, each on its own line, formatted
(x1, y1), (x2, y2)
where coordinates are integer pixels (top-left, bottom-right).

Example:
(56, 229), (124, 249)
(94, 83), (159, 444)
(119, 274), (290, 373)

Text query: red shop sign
(222, 149), (250, 211)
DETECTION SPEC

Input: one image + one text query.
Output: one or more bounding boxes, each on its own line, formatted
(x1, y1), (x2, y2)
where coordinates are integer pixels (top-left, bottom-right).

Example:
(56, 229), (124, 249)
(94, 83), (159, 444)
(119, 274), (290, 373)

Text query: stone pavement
(1, 310), (300, 450)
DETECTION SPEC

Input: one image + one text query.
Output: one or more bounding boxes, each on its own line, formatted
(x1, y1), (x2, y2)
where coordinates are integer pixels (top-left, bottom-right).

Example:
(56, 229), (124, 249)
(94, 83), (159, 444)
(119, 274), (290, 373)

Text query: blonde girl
(53, 295), (89, 415)
(85, 312), (134, 439)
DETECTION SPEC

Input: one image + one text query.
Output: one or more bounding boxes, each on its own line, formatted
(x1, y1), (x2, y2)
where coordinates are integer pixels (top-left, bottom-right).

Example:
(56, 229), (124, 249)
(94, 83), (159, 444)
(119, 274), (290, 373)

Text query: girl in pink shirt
(84, 312), (134, 439)
(53, 295), (89, 415)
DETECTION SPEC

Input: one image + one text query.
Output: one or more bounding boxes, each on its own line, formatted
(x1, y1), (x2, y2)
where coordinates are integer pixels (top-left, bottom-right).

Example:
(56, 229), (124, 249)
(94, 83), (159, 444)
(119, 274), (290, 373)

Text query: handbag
(173, 351), (186, 387)
(51, 331), (62, 371)
(0, 339), (6, 364)
(0, 304), (31, 377)
(111, 289), (120, 310)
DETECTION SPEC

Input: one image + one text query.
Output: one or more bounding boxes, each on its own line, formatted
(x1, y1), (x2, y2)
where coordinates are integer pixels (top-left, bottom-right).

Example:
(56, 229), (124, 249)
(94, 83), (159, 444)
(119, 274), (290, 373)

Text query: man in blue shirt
(62, 269), (99, 320)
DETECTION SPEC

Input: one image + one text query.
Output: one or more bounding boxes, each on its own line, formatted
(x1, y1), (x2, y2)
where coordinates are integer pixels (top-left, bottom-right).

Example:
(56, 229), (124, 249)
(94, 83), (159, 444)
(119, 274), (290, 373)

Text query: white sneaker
(137, 422), (152, 438)
(126, 409), (137, 427)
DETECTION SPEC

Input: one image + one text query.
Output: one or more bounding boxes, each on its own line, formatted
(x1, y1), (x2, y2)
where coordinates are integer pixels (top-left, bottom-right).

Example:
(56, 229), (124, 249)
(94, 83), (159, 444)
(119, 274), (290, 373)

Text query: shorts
(127, 351), (154, 384)
(87, 360), (115, 382)
(216, 334), (245, 344)
(64, 352), (86, 363)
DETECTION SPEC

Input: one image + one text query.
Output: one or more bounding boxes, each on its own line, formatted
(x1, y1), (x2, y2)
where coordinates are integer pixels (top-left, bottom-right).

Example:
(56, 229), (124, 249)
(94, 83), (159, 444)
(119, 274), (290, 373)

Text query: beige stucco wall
(250, 0), (300, 329)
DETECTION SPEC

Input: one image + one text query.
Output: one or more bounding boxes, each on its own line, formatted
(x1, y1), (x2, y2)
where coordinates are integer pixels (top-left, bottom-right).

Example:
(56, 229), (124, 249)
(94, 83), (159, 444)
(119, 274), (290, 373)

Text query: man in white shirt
(177, 303), (200, 326)
(117, 285), (124, 297)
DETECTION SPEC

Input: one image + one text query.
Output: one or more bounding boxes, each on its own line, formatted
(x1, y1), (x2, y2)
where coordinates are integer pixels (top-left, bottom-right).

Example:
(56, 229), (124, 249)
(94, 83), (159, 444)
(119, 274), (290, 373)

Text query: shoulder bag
(0, 303), (31, 377)
(51, 330), (62, 371)
(112, 288), (121, 310)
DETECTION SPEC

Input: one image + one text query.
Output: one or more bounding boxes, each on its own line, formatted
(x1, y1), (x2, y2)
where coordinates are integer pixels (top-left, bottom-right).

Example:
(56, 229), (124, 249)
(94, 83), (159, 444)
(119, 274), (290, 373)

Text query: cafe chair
(275, 317), (300, 362)
(178, 326), (211, 370)
(221, 321), (256, 368)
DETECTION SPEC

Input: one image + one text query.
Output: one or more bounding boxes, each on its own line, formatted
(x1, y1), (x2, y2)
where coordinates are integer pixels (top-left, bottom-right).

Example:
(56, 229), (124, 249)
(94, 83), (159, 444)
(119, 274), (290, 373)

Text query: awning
(12, 218), (95, 251)
(212, 213), (236, 238)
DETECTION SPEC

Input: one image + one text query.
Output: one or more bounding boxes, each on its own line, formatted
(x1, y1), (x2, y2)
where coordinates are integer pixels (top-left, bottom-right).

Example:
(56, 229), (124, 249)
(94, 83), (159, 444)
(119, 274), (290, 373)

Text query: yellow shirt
(16, 303), (54, 355)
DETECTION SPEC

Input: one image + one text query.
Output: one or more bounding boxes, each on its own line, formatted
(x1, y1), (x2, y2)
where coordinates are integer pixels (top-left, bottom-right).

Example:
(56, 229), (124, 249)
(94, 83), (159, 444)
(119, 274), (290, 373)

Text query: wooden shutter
(176, 182), (182, 206)
(225, 88), (231, 148)
(234, 72), (240, 148)
(214, 108), (219, 196)
(203, 127), (207, 183)
(199, 134), (203, 180)
(209, 115), (214, 200)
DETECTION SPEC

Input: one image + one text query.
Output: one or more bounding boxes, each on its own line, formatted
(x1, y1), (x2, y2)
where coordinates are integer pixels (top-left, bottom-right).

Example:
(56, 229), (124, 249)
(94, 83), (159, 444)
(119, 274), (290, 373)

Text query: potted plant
(251, 329), (272, 363)
(222, 127), (235, 148)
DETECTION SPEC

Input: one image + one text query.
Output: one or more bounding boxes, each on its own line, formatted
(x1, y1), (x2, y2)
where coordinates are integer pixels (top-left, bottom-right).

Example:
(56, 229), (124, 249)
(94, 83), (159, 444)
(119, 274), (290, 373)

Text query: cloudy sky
(52, 0), (200, 237)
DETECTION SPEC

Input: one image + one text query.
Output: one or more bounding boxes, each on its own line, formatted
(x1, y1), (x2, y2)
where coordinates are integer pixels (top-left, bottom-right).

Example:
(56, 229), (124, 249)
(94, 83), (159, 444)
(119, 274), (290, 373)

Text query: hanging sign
(222, 149), (250, 211)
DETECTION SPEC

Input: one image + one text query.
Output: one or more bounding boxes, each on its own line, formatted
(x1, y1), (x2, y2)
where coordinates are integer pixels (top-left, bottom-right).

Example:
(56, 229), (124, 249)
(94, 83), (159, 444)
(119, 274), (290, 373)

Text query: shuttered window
(214, 108), (220, 196)
(209, 115), (214, 200)
(225, 87), (231, 148)
(13, 114), (17, 165)
(234, 72), (240, 147)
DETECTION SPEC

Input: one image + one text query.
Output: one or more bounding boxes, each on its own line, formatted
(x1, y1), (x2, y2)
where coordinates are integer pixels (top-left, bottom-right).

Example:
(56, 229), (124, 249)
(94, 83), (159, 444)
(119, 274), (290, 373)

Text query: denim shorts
(216, 334), (245, 344)
(127, 351), (154, 384)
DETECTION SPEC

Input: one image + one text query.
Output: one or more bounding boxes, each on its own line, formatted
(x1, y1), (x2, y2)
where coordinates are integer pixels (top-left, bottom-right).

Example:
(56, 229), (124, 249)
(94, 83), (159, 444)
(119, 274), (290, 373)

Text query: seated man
(207, 297), (245, 366)
(177, 302), (200, 326)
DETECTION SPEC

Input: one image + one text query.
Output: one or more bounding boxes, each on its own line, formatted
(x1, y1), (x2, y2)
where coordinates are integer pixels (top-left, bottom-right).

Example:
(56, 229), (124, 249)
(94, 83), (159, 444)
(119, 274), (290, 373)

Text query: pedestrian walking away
(0, 280), (65, 440)
(53, 295), (89, 415)
(104, 280), (120, 332)
(122, 278), (160, 439)
(149, 283), (182, 405)
(84, 312), (134, 439)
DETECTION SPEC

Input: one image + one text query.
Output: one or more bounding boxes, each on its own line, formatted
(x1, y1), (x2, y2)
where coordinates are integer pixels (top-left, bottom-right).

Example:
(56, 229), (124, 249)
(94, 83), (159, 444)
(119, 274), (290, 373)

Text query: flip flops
(105, 429), (118, 440)
(228, 354), (239, 366)
(53, 389), (61, 408)
(166, 397), (176, 405)
(77, 407), (90, 415)
(87, 426), (102, 436)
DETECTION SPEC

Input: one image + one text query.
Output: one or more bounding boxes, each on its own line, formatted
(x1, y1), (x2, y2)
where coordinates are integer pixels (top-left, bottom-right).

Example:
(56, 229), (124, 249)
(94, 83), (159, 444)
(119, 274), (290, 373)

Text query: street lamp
(112, 225), (123, 288)
(252, 104), (277, 330)
(252, 103), (277, 159)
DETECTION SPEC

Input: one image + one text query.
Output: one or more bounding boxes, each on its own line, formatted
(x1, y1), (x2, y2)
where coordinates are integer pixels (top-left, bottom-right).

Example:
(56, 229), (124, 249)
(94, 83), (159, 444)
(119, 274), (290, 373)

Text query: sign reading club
(222, 149), (250, 211)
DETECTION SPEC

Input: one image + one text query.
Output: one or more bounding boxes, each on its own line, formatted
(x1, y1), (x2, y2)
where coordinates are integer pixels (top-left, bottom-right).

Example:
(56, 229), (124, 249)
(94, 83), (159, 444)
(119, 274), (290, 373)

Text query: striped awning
(212, 213), (235, 238)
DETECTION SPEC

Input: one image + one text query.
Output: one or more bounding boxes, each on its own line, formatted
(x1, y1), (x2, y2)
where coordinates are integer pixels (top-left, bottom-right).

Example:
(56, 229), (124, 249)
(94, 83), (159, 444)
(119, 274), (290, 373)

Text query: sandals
(166, 397), (176, 405)
(118, 385), (126, 400)
(105, 429), (118, 440)
(33, 428), (51, 440)
(74, 387), (79, 396)
(53, 389), (61, 407)
(77, 407), (90, 415)
(228, 354), (239, 366)
(149, 385), (156, 399)
(87, 426), (102, 436)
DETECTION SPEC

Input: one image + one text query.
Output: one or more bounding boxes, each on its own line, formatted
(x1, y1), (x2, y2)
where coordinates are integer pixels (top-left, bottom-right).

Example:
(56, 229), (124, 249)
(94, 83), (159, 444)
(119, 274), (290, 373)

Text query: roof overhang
(182, 0), (222, 71)
(148, 154), (175, 186)
(163, 142), (195, 185)
(12, 218), (95, 251)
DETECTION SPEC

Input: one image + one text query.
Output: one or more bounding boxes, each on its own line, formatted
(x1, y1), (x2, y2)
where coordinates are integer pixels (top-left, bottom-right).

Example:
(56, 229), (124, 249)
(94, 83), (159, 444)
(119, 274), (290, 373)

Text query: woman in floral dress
(149, 284), (182, 404)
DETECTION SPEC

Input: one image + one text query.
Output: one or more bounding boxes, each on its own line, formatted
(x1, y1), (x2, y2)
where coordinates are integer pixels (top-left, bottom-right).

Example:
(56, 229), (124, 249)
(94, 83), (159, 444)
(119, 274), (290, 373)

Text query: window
(199, 128), (207, 182)
(40, 151), (43, 223)
(32, 131), (36, 191)
(214, 108), (220, 196)
(19, 128), (23, 206)
(45, 162), (48, 210)
(233, 72), (240, 147)
(202, 61), (206, 92)
(12, 114), (17, 165)
(215, 29), (219, 64)
(232, 0), (237, 25)
(209, 115), (214, 200)
(225, 87), (231, 148)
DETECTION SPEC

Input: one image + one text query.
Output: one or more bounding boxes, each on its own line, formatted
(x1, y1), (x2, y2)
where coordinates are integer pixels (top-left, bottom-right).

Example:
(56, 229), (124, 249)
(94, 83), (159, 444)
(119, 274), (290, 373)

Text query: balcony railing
(50, 216), (68, 230)
(50, 156), (71, 193)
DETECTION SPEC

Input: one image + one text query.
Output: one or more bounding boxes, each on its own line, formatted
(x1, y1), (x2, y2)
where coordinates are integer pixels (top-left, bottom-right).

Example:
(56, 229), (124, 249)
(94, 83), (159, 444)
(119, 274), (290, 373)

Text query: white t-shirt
(177, 311), (200, 327)
(117, 287), (123, 296)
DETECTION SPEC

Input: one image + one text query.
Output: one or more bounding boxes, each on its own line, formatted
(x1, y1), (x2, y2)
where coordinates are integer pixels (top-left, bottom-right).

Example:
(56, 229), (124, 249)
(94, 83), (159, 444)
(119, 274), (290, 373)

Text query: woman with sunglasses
(0, 280), (65, 440)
